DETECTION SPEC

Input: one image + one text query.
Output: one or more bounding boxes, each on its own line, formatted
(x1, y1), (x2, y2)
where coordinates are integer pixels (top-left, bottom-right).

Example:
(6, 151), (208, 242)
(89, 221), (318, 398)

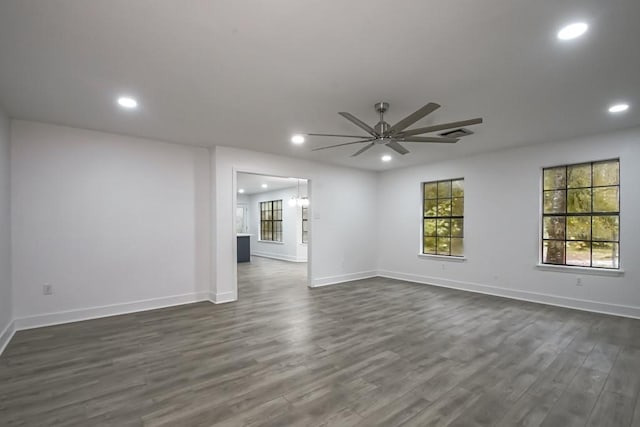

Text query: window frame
(259, 199), (283, 242)
(421, 178), (465, 257)
(540, 158), (620, 270)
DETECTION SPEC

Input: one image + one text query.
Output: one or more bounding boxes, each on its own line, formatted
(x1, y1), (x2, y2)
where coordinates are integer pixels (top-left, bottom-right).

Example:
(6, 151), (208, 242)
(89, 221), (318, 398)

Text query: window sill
(535, 263), (624, 277)
(418, 253), (467, 262)
(257, 240), (284, 245)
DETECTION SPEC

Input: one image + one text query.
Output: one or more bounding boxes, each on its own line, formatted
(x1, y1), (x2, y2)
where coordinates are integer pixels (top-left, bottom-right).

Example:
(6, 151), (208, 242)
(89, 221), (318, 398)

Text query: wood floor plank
(1, 256), (639, 426)
(540, 366), (610, 427)
(633, 392), (640, 427)
(586, 391), (635, 427)
(399, 386), (482, 427)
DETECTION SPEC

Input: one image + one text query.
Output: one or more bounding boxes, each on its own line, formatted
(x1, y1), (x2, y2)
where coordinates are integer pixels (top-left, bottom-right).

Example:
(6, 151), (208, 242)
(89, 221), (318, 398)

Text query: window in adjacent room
(301, 205), (309, 244)
(260, 200), (283, 242)
(542, 159), (620, 269)
(423, 179), (464, 256)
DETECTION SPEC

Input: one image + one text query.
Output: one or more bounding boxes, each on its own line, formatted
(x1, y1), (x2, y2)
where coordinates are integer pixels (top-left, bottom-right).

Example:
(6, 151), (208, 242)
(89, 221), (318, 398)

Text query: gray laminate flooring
(1, 256), (640, 426)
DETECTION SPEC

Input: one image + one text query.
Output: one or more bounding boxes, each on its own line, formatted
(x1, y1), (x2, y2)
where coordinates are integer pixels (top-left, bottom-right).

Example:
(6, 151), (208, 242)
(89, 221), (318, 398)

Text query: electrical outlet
(43, 284), (53, 295)
(576, 277), (583, 287)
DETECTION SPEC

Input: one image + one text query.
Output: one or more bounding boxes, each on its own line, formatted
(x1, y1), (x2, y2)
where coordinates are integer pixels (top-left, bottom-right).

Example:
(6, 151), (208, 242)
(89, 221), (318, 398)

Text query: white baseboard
(14, 292), (211, 331)
(310, 270), (378, 288)
(251, 252), (307, 263)
(210, 291), (236, 304)
(0, 320), (16, 356)
(377, 270), (640, 319)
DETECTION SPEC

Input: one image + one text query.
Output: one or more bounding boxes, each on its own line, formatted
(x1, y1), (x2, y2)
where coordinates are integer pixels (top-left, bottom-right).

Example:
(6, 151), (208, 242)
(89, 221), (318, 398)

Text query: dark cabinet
(237, 235), (250, 262)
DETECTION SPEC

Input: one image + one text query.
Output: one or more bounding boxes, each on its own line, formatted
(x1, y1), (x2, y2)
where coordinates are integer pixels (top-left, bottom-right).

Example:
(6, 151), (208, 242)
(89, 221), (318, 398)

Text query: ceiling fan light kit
(306, 102), (483, 157)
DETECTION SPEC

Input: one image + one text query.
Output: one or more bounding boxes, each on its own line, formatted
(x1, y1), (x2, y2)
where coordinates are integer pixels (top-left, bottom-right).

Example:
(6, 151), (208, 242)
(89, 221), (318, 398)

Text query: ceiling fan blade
(402, 136), (459, 143)
(386, 140), (409, 155)
(398, 118), (483, 137)
(307, 133), (371, 139)
(387, 103), (441, 135)
(311, 138), (376, 152)
(338, 112), (378, 136)
(351, 142), (376, 157)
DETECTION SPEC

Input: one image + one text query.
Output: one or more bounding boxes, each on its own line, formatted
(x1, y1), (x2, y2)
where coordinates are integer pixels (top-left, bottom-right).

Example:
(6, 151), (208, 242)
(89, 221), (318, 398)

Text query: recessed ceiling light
(117, 96), (138, 109)
(557, 22), (588, 41)
(381, 155), (392, 162)
(291, 134), (305, 144)
(238, 189), (245, 194)
(261, 184), (268, 188)
(608, 103), (630, 114)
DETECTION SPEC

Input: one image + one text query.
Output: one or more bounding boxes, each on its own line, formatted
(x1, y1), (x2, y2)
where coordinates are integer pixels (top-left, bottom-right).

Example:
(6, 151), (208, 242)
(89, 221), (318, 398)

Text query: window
(423, 179), (464, 256)
(260, 200), (283, 242)
(301, 206), (309, 243)
(542, 159), (620, 269)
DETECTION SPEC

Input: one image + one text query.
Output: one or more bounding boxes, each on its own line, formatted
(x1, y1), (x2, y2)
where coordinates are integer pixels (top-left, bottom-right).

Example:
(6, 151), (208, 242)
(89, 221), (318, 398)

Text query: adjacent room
(236, 173), (309, 299)
(1, 1), (639, 426)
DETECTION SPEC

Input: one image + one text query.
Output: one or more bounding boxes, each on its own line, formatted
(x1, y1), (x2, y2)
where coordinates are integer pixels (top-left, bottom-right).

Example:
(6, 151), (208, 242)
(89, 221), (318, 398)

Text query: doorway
(234, 172), (310, 299)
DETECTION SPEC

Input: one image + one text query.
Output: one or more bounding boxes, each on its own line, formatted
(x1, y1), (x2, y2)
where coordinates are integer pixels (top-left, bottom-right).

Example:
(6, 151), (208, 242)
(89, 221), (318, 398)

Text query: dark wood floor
(2, 256), (640, 426)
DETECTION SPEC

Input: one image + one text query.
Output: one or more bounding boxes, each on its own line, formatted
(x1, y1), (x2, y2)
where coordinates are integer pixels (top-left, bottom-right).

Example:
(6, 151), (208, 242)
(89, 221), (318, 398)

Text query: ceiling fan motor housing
(374, 121), (390, 136)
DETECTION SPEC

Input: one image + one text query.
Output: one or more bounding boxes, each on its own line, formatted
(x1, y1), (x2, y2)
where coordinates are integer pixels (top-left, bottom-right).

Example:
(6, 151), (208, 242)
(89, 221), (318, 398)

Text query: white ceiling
(0, 0), (638, 171)
(237, 173), (306, 196)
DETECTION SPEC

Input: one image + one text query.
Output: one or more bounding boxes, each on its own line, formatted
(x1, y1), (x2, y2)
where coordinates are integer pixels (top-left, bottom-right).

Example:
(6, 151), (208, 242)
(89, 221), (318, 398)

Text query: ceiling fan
(307, 102), (483, 157)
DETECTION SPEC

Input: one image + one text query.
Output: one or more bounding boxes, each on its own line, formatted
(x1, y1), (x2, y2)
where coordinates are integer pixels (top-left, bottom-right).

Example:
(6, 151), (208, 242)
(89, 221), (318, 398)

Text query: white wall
(248, 185), (308, 262)
(212, 146), (378, 302)
(378, 127), (640, 318)
(236, 194), (250, 205)
(11, 121), (211, 328)
(0, 109), (12, 352)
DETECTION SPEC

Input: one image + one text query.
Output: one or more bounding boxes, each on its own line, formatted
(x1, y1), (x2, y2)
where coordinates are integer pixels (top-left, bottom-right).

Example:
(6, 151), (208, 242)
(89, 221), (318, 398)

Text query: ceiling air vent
(439, 128), (474, 138)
